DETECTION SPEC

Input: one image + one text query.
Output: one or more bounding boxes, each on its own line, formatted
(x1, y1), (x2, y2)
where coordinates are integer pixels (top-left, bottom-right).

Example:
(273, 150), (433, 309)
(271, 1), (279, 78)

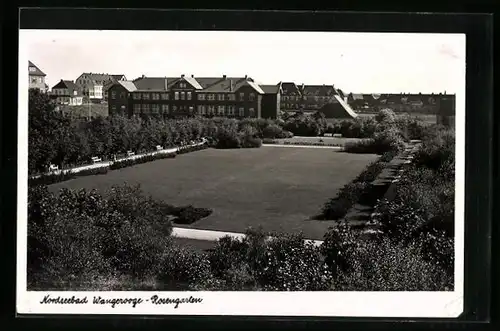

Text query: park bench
(324, 133), (333, 137)
(156, 145), (163, 151)
(333, 133), (342, 138)
(127, 151), (135, 157)
(48, 164), (59, 171)
(91, 156), (102, 163)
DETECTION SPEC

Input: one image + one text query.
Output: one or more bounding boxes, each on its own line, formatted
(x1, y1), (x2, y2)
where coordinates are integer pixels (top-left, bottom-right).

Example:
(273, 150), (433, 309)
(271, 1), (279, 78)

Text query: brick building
(108, 74), (277, 119)
(75, 72), (127, 102)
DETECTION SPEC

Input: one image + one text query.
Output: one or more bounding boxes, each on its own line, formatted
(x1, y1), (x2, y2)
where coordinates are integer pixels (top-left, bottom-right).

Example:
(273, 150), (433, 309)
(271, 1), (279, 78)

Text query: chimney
(229, 79), (233, 92)
(223, 74), (227, 79)
(181, 74), (185, 78)
(164, 78), (168, 90)
(141, 74), (145, 78)
(191, 74), (194, 78)
(244, 75), (247, 79)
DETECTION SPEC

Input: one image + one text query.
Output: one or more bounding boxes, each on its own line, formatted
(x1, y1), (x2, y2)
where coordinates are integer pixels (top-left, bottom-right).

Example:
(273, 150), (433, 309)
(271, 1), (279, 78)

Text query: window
(152, 93), (160, 100)
(239, 93), (245, 101)
(303, 96), (308, 100)
(228, 94), (236, 101)
(217, 94), (225, 101)
(314, 96), (319, 101)
(200, 105), (206, 115)
(249, 108), (255, 117)
(208, 105), (215, 114)
(239, 107), (244, 117)
(120, 92), (126, 99)
(152, 104), (160, 113)
(133, 104), (141, 114)
(189, 106), (194, 113)
(283, 96), (289, 101)
(187, 92), (192, 100)
(142, 104), (150, 113)
(29, 67), (36, 72)
(179, 82), (186, 88)
(198, 94), (205, 100)
(111, 105), (116, 112)
(143, 93), (150, 100)
(174, 92), (179, 100)
(74, 91), (78, 96)
(249, 93), (255, 101)
(172, 105), (177, 111)
(207, 94), (215, 101)
(120, 105), (126, 111)
(161, 93), (169, 100)
(218, 105), (225, 115)
(227, 106), (235, 115)
(181, 92), (185, 100)
(133, 93), (141, 100)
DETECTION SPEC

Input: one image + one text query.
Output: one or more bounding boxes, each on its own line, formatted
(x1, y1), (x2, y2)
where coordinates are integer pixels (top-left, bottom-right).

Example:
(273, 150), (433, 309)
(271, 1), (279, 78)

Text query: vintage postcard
(18, 28), (465, 317)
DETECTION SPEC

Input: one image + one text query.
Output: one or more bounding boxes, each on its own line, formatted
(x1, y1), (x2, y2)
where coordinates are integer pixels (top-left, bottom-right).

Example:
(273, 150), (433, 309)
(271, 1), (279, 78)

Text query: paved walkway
(171, 227), (324, 247)
(32, 141), (206, 179)
(262, 144), (343, 150)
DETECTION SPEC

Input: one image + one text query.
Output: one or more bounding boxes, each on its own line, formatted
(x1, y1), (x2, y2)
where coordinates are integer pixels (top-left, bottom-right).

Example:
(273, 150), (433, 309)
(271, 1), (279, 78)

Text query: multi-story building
(108, 74), (275, 119)
(28, 61), (48, 92)
(75, 72), (127, 102)
(260, 83), (282, 119)
(50, 80), (84, 106)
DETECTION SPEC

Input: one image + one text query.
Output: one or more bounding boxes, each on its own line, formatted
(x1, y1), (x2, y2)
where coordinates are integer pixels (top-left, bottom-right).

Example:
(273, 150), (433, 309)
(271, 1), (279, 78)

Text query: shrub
(375, 108), (397, 124)
(262, 124), (286, 139)
(170, 205), (213, 224)
(159, 245), (212, 290)
(344, 128), (405, 154)
(240, 136), (263, 148)
(332, 236), (453, 291)
(110, 152), (176, 170)
(354, 160), (386, 183)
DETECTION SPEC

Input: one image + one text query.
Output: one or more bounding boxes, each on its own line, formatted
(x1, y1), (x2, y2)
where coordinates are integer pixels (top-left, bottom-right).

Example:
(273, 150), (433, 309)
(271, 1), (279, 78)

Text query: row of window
(121, 104), (256, 117)
(111, 91), (256, 102)
(282, 95), (332, 101)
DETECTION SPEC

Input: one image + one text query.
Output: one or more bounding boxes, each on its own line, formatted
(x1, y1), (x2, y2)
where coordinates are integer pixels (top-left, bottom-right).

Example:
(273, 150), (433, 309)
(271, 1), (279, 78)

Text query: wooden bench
(333, 133), (343, 138)
(156, 145), (163, 151)
(48, 164), (59, 171)
(324, 133), (333, 137)
(91, 156), (102, 163)
(127, 151), (135, 157)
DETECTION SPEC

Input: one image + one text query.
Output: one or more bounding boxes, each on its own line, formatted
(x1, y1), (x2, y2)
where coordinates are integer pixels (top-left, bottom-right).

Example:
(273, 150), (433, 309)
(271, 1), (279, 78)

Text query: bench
(91, 156), (102, 163)
(48, 164), (59, 171)
(333, 133), (343, 138)
(156, 145), (163, 151)
(324, 133), (333, 137)
(127, 151), (135, 157)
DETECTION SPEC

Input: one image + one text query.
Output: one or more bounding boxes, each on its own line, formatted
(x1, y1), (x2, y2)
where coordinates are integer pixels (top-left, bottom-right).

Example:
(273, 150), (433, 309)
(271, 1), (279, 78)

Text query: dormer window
(29, 67), (36, 72)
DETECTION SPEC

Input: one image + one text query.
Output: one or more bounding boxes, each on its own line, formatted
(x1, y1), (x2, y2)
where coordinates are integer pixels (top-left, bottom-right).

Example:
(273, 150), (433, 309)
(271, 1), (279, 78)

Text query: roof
(132, 77), (169, 91)
(183, 76), (203, 89)
(301, 85), (336, 96)
(201, 77), (249, 93)
(280, 82), (302, 95)
(111, 74), (126, 80)
(52, 80), (83, 96)
(77, 73), (126, 85)
(246, 81), (265, 94)
(260, 84), (280, 94)
(116, 81), (138, 92)
(351, 93), (364, 100)
(28, 61), (46, 76)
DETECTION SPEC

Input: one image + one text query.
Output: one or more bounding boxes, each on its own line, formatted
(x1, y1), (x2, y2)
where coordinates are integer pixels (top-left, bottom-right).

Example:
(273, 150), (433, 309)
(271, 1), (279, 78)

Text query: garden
(26, 89), (455, 291)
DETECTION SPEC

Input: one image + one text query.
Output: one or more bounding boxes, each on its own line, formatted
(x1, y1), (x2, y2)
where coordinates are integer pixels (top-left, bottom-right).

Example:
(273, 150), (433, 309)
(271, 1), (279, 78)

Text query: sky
(20, 30), (465, 94)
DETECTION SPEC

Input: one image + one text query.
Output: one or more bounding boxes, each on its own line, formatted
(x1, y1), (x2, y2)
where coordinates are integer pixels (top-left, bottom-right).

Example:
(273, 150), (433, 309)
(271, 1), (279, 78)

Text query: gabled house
(50, 80), (83, 106)
(28, 61), (48, 93)
(76, 72), (127, 101)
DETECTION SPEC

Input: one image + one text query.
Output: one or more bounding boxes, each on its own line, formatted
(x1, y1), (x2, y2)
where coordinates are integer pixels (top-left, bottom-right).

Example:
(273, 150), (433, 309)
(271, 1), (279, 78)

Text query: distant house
(280, 82), (303, 111)
(28, 61), (48, 93)
(50, 80), (83, 106)
(75, 72), (127, 102)
(299, 84), (337, 111)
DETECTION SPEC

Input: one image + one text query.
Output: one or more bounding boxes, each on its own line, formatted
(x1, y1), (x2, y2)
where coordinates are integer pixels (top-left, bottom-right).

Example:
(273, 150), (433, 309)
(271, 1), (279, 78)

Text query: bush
(109, 152), (177, 170)
(375, 108), (397, 124)
(344, 128), (405, 154)
(332, 236), (453, 291)
(262, 124), (286, 139)
(321, 182), (368, 220)
(170, 205), (213, 224)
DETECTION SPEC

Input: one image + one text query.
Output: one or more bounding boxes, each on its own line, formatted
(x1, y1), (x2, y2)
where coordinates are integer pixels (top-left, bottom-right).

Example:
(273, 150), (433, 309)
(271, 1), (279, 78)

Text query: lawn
(48, 147), (378, 240)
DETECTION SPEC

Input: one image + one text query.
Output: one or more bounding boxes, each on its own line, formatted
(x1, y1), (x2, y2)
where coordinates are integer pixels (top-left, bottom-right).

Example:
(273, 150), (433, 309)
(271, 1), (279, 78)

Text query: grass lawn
(48, 147), (378, 240)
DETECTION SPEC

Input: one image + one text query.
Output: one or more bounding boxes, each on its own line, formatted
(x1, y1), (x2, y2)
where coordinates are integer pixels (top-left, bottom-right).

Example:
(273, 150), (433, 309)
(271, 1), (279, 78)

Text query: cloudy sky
(20, 30), (465, 94)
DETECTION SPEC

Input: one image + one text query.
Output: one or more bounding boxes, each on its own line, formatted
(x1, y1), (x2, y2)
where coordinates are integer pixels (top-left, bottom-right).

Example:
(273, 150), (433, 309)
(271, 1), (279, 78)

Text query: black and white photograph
(17, 15), (466, 317)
